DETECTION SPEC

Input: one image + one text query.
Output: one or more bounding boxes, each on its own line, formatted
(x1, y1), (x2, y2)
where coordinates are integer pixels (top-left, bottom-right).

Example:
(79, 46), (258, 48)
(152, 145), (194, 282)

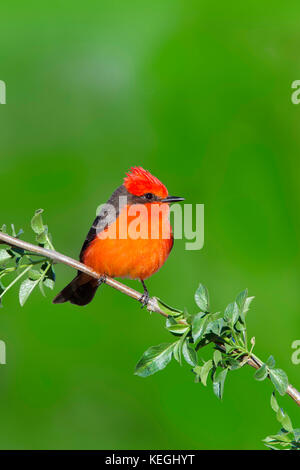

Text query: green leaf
(263, 442), (280, 450)
(254, 363), (268, 381)
(0, 250), (11, 263)
(166, 316), (177, 328)
(293, 428), (300, 442)
(264, 432), (292, 446)
(224, 343), (235, 354)
(270, 392), (279, 413)
(156, 298), (183, 317)
(213, 349), (222, 366)
(234, 320), (246, 332)
(226, 358), (241, 370)
(192, 313), (208, 343)
(200, 359), (213, 386)
(243, 296), (255, 315)
(182, 341), (197, 366)
(213, 368), (228, 399)
(19, 278), (38, 306)
(173, 340), (182, 365)
(44, 265), (55, 289)
(194, 284), (209, 312)
(236, 289), (248, 312)
(183, 307), (192, 323)
(265, 433), (290, 443)
(209, 318), (225, 336)
(39, 281), (46, 297)
(166, 323), (189, 335)
(266, 355), (276, 369)
(0, 281), (5, 308)
(269, 368), (289, 396)
(193, 365), (202, 376)
(134, 343), (174, 377)
(276, 408), (293, 433)
(224, 302), (239, 325)
(28, 269), (41, 281)
(36, 229), (48, 245)
(43, 278), (55, 290)
(31, 209), (45, 235)
(174, 330), (192, 365)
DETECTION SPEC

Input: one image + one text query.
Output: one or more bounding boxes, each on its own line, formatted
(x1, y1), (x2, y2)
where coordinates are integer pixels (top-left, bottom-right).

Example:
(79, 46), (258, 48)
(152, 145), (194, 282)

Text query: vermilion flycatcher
(53, 167), (184, 306)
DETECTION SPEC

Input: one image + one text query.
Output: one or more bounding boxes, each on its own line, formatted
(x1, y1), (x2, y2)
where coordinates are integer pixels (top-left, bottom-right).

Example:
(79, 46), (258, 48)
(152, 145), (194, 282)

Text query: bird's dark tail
(52, 273), (99, 306)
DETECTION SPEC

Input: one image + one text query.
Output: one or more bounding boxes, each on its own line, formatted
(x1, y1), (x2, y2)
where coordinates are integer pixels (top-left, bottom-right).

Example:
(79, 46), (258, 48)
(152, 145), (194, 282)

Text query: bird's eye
(144, 193), (154, 200)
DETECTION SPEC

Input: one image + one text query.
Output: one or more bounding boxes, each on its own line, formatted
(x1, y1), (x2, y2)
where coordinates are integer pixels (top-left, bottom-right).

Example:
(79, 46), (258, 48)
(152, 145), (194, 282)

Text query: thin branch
(0, 232), (165, 314)
(0, 231), (299, 406)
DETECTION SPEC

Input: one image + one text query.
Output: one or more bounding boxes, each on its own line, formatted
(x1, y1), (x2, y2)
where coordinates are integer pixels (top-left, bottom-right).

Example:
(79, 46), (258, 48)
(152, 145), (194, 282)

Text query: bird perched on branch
(53, 167), (184, 306)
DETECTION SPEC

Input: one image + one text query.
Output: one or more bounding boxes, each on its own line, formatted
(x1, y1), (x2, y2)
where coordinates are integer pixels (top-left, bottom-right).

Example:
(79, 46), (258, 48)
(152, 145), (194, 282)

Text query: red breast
(82, 202), (173, 280)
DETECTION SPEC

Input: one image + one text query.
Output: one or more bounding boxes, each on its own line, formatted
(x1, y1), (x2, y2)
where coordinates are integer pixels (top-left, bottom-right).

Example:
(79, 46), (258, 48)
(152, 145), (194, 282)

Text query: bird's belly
(83, 236), (173, 280)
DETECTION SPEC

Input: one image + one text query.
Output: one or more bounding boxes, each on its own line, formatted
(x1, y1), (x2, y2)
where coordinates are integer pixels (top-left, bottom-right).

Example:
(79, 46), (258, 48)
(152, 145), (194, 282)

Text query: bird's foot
(97, 275), (106, 286)
(139, 291), (150, 308)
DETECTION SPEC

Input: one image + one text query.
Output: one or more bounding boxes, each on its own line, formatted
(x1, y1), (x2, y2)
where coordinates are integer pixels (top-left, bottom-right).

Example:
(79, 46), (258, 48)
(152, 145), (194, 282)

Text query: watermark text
(291, 340), (300, 365)
(0, 340), (6, 364)
(95, 199), (204, 251)
(0, 80), (6, 104)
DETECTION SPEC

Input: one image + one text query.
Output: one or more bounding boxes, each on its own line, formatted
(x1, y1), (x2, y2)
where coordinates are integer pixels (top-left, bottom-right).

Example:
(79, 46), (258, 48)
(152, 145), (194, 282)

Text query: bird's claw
(139, 292), (150, 308)
(97, 275), (106, 286)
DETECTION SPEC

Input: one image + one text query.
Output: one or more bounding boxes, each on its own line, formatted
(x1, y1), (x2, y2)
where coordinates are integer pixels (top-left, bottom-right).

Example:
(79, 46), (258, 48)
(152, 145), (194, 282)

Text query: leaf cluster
(135, 285), (253, 399)
(0, 210), (55, 307)
(263, 393), (300, 450)
(135, 285), (291, 401)
(254, 355), (288, 396)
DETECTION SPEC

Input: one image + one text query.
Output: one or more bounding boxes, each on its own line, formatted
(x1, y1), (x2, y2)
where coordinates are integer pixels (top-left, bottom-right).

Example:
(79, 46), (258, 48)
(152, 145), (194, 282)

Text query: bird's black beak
(161, 196), (185, 203)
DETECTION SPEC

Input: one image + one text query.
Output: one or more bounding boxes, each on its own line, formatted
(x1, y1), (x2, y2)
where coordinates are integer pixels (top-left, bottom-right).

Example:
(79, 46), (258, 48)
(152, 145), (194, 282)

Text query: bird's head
(124, 167), (184, 204)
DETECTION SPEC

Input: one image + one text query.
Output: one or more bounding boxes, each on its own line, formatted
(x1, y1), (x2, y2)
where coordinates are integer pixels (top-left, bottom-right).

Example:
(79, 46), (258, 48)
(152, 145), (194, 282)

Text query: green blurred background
(0, 0), (299, 450)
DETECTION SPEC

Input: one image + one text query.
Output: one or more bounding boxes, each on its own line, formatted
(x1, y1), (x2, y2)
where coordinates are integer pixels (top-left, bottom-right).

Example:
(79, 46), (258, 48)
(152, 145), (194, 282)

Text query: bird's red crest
(124, 167), (168, 198)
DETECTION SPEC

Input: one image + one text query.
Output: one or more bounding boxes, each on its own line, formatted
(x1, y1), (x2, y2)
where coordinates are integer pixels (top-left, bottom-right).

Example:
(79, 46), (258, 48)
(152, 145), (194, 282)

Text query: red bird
(53, 167), (184, 306)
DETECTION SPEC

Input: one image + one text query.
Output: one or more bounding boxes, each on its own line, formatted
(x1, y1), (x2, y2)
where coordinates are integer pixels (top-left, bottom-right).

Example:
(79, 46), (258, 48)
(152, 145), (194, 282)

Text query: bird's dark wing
(79, 185), (128, 262)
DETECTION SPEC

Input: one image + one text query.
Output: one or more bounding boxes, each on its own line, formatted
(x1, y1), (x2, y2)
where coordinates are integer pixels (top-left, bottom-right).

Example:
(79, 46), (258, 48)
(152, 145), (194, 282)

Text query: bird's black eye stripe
(144, 192), (154, 200)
